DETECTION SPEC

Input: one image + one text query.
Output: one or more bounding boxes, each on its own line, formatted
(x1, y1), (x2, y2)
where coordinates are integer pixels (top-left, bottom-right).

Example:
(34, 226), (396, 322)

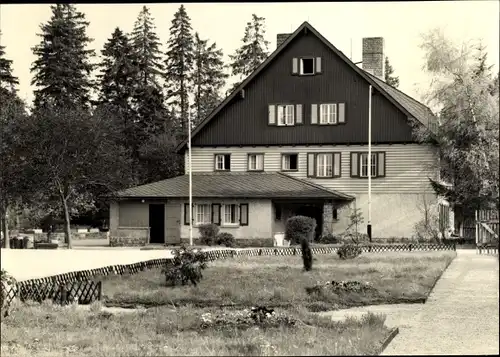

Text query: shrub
(337, 244), (362, 260)
(216, 232), (235, 247)
(318, 233), (339, 244)
(301, 238), (313, 271)
(163, 245), (208, 287)
(285, 215), (316, 244)
(198, 224), (219, 246)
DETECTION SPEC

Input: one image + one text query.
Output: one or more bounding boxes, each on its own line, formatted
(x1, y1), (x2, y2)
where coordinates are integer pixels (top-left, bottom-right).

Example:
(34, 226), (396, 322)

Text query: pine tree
(164, 4), (195, 136)
(191, 33), (228, 126)
(384, 56), (400, 88)
(0, 38), (19, 92)
(229, 14), (270, 93)
(130, 6), (163, 88)
(97, 27), (137, 109)
(31, 4), (95, 109)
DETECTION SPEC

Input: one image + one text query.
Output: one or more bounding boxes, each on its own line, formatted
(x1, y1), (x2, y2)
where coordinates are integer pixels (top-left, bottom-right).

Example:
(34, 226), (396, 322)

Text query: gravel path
(382, 250), (499, 355)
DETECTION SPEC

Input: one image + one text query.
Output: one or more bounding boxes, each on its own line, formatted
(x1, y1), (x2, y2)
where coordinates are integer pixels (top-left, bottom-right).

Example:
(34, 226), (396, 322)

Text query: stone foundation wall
(179, 237), (274, 248)
(109, 236), (148, 247)
(33, 232), (109, 242)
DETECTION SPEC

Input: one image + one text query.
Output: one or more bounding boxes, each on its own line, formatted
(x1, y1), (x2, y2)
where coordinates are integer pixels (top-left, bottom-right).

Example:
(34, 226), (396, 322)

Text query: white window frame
(248, 154), (264, 171)
(194, 204), (211, 225)
(316, 153), (333, 177)
(320, 104), (337, 124)
(299, 57), (315, 75)
(281, 154), (298, 171)
(360, 153), (377, 178)
(215, 154), (229, 171)
(222, 204), (239, 226)
(277, 105), (295, 126)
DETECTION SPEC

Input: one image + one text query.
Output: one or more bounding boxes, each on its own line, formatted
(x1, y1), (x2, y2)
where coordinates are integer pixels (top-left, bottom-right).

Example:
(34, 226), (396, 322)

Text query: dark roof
(176, 21), (436, 153)
(116, 172), (354, 200)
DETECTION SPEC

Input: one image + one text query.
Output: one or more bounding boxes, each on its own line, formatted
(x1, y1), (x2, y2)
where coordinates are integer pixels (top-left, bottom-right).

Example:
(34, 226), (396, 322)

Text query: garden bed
(99, 251), (456, 312)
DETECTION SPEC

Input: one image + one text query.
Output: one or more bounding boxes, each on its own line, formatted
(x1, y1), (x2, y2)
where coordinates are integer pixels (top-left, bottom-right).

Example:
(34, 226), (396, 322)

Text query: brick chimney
(362, 37), (385, 79)
(276, 33), (291, 48)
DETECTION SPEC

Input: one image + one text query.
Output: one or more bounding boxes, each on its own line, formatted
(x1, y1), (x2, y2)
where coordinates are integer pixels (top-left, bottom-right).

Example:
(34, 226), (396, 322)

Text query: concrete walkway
(382, 250), (499, 355)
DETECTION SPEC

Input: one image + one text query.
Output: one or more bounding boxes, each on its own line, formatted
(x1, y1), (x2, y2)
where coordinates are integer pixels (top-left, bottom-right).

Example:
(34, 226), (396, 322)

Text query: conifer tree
(31, 4), (95, 109)
(0, 37), (19, 92)
(164, 4), (195, 136)
(229, 14), (270, 93)
(384, 56), (400, 88)
(191, 33), (228, 126)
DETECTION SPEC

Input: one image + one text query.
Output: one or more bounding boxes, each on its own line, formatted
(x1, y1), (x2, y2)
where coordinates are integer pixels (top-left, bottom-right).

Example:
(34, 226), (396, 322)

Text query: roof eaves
(276, 172), (355, 200)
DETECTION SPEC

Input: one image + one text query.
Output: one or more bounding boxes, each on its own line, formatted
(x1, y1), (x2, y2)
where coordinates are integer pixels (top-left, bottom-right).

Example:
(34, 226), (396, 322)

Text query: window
(439, 203), (450, 233)
(360, 153), (377, 178)
(307, 153), (341, 178)
(320, 104), (337, 124)
(350, 152), (386, 178)
(281, 154), (298, 171)
(194, 204), (211, 225)
(316, 153), (333, 177)
(215, 154), (231, 171)
(277, 105), (295, 126)
(223, 204), (239, 225)
(300, 58), (315, 75)
(275, 205), (282, 221)
(332, 208), (338, 220)
(248, 154), (264, 171)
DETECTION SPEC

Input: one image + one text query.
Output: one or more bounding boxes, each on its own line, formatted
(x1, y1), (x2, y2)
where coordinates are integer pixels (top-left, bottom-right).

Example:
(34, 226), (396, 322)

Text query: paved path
(381, 250), (499, 355)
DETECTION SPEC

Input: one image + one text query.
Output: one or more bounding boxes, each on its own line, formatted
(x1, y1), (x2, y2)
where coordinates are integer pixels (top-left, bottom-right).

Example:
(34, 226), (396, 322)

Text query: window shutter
(333, 153), (341, 177)
(268, 105), (276, 125)
(240, 204), (249, 226)
(296, 104), (303, 124)
(350, 152), (359, 177)
(315, 57), (322, 73)
(212, 204), (221, 225)
(292, 58), (298, 74)
(311, 104), (318, 124)
(338, 103), (346, 123)
(377, 152), (386, 177)
(307, 153), (315, 177)
(184, 203), (191, 225)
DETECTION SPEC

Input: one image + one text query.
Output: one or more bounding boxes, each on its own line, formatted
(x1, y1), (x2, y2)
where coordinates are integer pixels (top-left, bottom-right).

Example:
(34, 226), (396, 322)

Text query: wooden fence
(475, 209), (499, 255)
(1, 243), (455, 310)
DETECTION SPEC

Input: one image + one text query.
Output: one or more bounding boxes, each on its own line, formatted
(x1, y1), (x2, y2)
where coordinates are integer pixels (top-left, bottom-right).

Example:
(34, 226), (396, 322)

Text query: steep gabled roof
(115, 172), (354, 200)
(176, 21), (435, 152)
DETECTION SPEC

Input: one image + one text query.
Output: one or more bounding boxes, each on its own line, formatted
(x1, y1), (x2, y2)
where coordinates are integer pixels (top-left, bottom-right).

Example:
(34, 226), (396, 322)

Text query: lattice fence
(1, 243), (455, 311)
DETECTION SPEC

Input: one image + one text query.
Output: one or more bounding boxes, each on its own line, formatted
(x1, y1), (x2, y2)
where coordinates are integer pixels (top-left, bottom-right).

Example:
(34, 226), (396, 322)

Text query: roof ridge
(276, 172), (354, 200)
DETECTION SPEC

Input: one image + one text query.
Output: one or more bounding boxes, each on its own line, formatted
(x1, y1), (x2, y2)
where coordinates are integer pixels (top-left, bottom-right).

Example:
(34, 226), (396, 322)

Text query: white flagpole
(188, 111), (193, 246)
(367, 85), (372, 243)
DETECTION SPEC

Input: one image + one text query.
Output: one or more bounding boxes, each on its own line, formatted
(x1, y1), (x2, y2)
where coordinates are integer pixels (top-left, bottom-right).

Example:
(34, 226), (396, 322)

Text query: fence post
(97, 281), (102, 301)
(409, 244), (412, 252)
(60, 284), (67, 305)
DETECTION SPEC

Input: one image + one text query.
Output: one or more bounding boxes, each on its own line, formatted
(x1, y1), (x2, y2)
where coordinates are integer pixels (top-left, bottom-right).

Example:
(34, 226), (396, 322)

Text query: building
(110, 21), (450, 246)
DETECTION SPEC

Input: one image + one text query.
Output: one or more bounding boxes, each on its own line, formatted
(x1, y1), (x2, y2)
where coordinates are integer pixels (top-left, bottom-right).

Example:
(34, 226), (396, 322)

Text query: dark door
(149, 204), (165, 244)
(296, 205), (323, 241)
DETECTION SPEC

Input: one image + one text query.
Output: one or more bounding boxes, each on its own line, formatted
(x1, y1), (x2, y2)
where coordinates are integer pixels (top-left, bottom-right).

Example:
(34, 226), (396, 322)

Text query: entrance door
(165, 202), (181, 244)
(149, 204), (165, 244)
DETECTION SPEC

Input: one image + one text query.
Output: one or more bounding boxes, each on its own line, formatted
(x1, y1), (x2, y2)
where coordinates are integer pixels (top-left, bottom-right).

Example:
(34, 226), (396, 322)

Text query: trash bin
(274, 232), (285, 246)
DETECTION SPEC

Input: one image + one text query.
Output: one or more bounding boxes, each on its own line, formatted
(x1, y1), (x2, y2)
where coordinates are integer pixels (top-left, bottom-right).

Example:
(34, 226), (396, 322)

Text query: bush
(285, 215), (316, 244)
(216, 232), (235, 247)
(337, 244), (362, 260)
(318, 233), (339, 244)
(198, 224), (219, 246)
(163, 245), (208, 287)
(301, 238), (313, 271)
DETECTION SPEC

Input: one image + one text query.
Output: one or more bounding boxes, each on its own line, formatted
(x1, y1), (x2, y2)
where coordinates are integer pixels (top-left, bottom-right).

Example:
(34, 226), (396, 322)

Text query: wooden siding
(185, 144), (438, 194)
(191, 30), (415, 147)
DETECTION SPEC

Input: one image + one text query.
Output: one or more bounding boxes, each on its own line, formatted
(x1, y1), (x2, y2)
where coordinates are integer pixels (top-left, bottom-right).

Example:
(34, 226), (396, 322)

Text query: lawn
(0, 302), (390, 356)
(1, 250), (456, 356)
(101, 251), (456, 311)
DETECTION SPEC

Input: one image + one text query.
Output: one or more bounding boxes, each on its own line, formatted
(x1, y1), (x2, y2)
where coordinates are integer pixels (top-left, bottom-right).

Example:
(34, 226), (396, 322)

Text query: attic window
(300, 58), (315, 75)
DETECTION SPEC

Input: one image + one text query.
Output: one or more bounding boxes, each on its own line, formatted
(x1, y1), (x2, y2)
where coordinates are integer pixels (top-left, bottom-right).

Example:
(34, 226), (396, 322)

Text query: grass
(1, 301), (390, 356)
(101, 251), (456, 311)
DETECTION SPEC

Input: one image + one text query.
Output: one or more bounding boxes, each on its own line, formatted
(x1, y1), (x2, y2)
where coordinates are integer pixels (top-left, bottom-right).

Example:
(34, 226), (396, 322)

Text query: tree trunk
(1, 205), (9, 249)
(62, 198), (72, 249)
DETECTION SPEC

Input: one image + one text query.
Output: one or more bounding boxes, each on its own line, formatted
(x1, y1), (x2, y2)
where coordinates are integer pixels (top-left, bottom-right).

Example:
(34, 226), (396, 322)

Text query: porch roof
(115, 172), (354, 201)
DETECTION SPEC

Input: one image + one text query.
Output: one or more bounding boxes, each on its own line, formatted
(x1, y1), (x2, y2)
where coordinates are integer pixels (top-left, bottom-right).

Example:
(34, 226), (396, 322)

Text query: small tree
(384, 56), (400, 87)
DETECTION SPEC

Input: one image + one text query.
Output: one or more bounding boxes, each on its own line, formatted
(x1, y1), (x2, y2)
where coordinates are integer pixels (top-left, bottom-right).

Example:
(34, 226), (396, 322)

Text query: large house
(110, 22), (452, 246)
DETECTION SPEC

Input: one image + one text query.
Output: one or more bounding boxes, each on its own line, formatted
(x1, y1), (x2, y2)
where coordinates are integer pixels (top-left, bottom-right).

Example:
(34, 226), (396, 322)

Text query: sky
(0, 1), (499, 106)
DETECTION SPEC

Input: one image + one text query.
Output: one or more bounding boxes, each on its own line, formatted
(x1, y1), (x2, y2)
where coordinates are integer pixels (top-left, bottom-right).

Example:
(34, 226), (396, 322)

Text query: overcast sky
(1, 1), (498, 105)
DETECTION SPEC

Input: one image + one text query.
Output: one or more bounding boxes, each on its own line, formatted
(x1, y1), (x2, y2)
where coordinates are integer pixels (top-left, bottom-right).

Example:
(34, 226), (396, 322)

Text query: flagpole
(188, 111), (193, 246)
(367, 85), (372, 243)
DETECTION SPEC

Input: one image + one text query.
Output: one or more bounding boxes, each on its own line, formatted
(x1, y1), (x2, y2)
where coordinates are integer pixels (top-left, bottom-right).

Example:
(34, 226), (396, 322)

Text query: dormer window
(292, 57), (322, 75)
